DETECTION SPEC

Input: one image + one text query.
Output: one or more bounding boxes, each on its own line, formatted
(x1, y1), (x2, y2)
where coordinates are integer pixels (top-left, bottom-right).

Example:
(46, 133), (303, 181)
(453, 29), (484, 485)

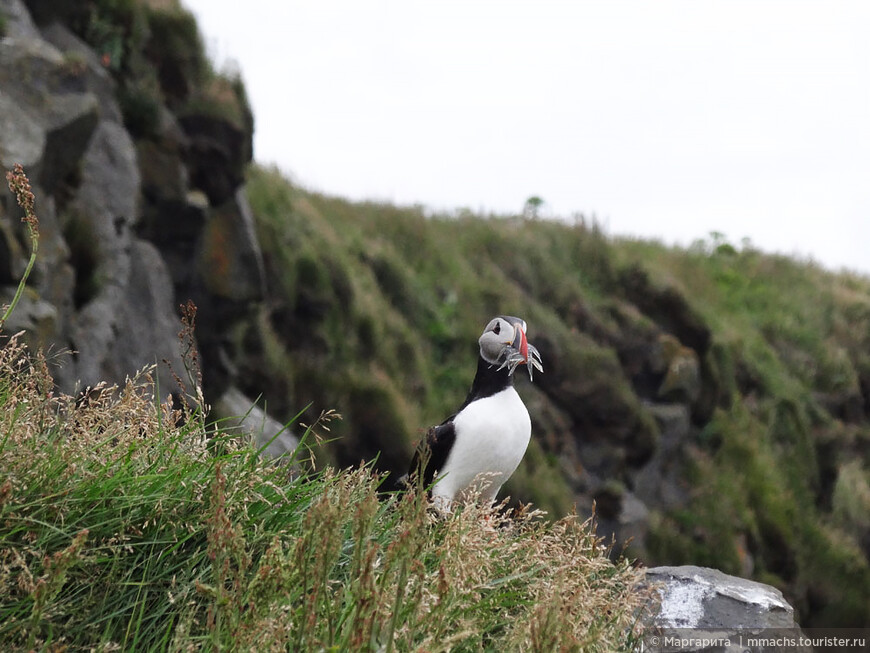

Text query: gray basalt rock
(0, 0), (264, 432)
(641, 566), (808, 652)
(100, 240), (189, 396)
(197, 187), (265, 303)
(647, 565), (796, 629)
(40, 21), (123, 124)
(0, 288), (57, 350)
(64, 119), (139, 389)
(62, 240), (187, 397)
(0, 11), (99, 193)
(0, 0), (96, 339)
(632, 403), (693, 514)
(0, 91), (45, 172)
(179, 112), (252, 206)
(63, 121), (187, 395)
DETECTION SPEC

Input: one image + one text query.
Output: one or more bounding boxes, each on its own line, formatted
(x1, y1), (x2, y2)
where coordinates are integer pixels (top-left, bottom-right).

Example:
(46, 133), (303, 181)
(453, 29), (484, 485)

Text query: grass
(1, 165), (40, 331)
(0, 164), (645, 649)
(0, 333), (646, 651)
(243, 166), (870, 628)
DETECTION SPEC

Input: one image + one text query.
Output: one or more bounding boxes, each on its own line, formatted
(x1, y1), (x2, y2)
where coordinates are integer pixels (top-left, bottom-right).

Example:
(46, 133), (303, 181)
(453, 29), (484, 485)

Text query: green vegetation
(619, 237), (870, 626)
(1, 165), (643, 650)
(1, 164), (643, 648)
(0, 333), (644, 650)
(243, 166), (870, 627)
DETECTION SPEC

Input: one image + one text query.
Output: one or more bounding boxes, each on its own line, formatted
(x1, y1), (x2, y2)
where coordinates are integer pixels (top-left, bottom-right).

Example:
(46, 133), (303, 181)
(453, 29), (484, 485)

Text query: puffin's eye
(493, 321), (501, 335)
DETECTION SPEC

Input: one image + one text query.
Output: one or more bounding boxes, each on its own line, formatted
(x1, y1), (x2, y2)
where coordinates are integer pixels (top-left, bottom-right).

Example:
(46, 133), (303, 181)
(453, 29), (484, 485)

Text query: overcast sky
(182, 1), (870, 275)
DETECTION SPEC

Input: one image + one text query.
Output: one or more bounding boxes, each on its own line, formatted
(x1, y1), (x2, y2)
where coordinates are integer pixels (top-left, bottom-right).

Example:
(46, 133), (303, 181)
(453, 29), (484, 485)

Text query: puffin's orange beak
(512, 326), (529, 364)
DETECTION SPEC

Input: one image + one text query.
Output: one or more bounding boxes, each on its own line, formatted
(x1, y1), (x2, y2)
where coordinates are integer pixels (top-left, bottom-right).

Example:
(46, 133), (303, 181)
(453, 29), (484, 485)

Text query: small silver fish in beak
(497, 321), (544, 380)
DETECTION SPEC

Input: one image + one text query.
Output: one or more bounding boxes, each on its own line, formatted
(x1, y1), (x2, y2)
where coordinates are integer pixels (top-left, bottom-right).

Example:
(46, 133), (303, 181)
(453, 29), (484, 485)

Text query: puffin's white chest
(434, 387), (531, 504)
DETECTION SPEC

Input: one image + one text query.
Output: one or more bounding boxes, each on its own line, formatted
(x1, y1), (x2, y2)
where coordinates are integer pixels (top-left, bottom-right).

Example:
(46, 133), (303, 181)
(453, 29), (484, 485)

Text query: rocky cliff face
(0, 0), (271, 438)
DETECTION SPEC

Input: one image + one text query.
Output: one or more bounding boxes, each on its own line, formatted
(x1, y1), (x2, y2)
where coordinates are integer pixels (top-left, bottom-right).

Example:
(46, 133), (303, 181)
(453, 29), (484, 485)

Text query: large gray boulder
(197, 187), (265, 303)
(641, 566), (808, 652)
(40, 21), (123, 124)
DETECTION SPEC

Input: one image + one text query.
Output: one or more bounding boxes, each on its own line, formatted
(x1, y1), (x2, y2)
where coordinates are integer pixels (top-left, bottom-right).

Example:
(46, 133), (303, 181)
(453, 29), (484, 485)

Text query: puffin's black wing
(408, 420), (456, 491)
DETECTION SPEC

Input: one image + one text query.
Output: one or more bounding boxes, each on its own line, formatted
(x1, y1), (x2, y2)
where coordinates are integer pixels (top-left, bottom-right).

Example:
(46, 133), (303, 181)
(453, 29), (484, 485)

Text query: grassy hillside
(617, 237), (870, 625)
(242, 166), (627, 493)
(0, 333), (644, 651)
(240, 165), (870, 628)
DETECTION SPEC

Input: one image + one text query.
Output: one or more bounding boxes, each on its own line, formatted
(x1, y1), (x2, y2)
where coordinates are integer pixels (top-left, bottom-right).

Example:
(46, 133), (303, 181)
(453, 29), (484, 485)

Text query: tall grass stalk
(2, 165), (40, 331)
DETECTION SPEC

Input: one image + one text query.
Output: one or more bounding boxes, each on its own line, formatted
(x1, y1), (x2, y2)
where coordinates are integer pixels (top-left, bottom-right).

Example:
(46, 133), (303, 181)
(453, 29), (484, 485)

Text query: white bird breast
(432, 386), (532, 506)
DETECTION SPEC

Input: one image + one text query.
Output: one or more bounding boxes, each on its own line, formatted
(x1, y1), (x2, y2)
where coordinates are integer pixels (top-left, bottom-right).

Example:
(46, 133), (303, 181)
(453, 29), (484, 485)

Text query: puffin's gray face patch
(478, 316), (544, 380)
(479, 317), (514, 366)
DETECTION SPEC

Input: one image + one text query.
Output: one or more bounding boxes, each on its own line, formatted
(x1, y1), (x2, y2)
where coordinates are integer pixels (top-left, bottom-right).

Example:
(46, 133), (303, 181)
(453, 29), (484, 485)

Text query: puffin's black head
(478, 315), (544, 381)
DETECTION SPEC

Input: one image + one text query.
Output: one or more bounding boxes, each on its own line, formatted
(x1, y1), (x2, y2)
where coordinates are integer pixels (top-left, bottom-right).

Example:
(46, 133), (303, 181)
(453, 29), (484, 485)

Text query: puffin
(408, 315), (544, 511)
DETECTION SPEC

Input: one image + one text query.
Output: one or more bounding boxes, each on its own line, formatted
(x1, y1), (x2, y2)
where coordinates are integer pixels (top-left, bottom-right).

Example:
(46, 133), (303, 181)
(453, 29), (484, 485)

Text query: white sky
(182, 1), (870, 275)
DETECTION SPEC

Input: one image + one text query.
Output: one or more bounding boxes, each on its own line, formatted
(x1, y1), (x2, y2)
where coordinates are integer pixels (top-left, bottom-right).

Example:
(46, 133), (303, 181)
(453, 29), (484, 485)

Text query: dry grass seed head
(5, 164), (38, 231)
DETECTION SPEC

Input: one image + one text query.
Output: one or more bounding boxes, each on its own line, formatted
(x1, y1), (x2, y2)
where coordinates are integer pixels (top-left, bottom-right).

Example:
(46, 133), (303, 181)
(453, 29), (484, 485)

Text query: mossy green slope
(243, 166), (870, 627)
(619, 238), (870, 626)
